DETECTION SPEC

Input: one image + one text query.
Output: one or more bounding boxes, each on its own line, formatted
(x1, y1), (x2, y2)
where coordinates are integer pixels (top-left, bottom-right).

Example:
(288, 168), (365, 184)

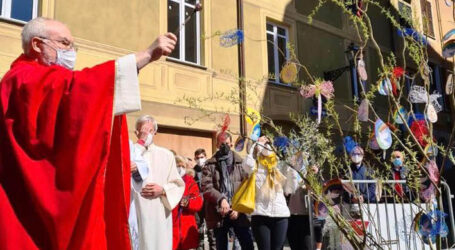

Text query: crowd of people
(127, 112), (426, 250)
(129, 114), (416, 250)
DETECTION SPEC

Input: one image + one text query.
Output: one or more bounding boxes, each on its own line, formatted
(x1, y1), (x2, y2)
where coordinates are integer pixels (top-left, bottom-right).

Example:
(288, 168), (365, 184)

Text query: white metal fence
(308, 180), (455, 250)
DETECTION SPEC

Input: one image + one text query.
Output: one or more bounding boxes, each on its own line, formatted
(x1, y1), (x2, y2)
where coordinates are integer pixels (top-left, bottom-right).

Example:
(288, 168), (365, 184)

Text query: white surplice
(129, 140), (149, 250)
(131, 143), (185, 250)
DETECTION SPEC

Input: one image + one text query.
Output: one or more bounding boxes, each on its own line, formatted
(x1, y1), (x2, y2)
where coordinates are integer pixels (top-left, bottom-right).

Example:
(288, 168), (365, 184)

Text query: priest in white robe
(130, 115), (185, 250)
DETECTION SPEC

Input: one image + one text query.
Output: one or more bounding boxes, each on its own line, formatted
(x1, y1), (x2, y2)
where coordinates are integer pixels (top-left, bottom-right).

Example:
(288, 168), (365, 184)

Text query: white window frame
(1, 0), (39, 23)
(169, 0), (201, 65)
(266, 22), (290, 85)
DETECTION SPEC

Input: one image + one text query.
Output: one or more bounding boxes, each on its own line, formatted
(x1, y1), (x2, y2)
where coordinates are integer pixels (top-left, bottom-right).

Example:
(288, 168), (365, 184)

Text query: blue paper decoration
(251, 123), (261, 141)
(273, 136), (289, 153)
(220, 29), (244, 47)
(397, 28), (428, 45)
(343, 136), (358, 154)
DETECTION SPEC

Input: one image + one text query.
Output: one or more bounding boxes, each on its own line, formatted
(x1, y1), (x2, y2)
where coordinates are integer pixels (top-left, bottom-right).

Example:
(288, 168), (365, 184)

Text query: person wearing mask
(201, 133), (254, 250)
(130, 115), (185, 250)
(287, 163), (325, 250)
(129, 140), (150, 250)
(242, 136), (293, 250)
(348, 146), (376, 203)
(173, 156), (203, 250)
(192, 148), (216, 250)
(194, 149), (207, 186)
(390, 151), (409, 198)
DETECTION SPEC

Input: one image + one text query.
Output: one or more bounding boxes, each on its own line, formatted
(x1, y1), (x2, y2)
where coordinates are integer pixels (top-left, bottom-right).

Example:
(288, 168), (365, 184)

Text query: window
(398, 0), (412, 28)
(266, 22), (289, 85)
(420, 0), (435, 38)
(168, 0), (201, 65)
(0, 0), (38, 23)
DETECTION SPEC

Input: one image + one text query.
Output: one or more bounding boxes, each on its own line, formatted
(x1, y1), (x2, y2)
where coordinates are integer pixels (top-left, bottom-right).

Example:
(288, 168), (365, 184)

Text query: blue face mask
(392, 158), (402, 167)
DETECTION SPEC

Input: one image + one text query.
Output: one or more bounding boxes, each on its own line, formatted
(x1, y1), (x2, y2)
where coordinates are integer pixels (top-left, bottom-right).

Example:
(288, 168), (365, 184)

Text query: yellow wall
(0, 0), (453, 138)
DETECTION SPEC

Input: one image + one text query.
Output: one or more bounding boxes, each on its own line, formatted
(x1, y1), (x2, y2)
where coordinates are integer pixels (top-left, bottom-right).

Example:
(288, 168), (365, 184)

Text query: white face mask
(196, 158), (206, 166)
(351, 155), (363, 164)
(144, 133), (154, 147)
(55, 48), (77, 70)
(178, 167), (186, 177)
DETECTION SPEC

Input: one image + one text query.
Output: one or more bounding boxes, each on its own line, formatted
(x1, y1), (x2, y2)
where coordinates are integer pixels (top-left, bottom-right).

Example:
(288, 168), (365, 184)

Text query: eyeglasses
(39, 37), (78, 51)
(195, 156), (205, 159)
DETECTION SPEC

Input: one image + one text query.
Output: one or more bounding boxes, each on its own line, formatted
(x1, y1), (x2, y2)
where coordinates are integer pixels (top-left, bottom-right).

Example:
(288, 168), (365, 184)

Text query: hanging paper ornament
(427, 103), (438, 123)
(280, 62), (298, 84)
(378, 78), (392, 95)
(429, 210), (449, 238)
(357, 59), (368, 81)
(343, 136), (358, 154)
(369, 133), (380, 150)
(300, 81), (334, 124)
(234, 136), (246, 152)
(442, 39), (455, 58)
(408, 85), (443, 113)
(420, 183), (436, 203)
(397, 28), (428, 45)
(414, 210), (449, 244)
(219, 29), (244, 47)
(446, 73), (453, 95)
(375, 119), (392, 150)
(358, 99), (369, 122)
(217, 114), (231, 143)
(410, 120), (431, 147)
(250, 123), (261, 141)
(393, 66), (405, 78)
(273, 136), (289, 154)
(443, 29), (455, 42)
(424, 144), (439, 157)
(245, 107), (261, 126)
(390, 67), (404, 97)
(350, 220), (370, 236)
(394, 107), (408, 124)
(425, 160), (440, 183)
(314, 202), (329, 219)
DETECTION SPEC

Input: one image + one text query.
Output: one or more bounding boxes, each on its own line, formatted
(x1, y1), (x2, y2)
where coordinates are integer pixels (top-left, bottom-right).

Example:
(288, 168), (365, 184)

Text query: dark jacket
(201, 151), (250, 229)
(348, 163), (377, 202)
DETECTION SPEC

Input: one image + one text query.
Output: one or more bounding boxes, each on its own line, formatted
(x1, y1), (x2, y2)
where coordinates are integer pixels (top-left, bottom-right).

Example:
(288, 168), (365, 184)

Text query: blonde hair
(186, 168), (195, 177)
(175, 155), (187, 165)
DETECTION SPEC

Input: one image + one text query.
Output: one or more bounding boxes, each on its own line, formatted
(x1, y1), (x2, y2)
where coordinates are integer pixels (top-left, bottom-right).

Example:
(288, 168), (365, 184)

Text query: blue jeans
(214, 217), (254, 250)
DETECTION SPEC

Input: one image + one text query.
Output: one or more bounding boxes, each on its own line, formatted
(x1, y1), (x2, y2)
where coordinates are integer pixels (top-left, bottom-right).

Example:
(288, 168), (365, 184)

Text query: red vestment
(0, 55), (131, 250)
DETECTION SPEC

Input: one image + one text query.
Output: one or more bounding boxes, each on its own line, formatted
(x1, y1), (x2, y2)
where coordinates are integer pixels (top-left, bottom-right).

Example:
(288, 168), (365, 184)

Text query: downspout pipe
(237, 0), (247, 137)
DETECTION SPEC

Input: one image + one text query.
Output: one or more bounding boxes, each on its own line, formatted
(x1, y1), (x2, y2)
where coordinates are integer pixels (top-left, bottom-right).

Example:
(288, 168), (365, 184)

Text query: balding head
(21, 17), (75, 67)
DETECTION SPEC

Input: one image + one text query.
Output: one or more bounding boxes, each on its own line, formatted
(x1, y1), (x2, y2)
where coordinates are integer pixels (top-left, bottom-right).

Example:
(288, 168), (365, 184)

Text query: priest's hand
(229, 210), (239, 220)
(136, 33), (177, 70)
(141, 183), (164, 199)
(219, 198), (230, 216)
(131, 161), (138, 174)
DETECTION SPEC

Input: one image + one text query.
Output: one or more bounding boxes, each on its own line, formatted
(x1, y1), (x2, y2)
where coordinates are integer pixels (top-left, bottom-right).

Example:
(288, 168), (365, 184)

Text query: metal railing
(307, 180), (455, 250)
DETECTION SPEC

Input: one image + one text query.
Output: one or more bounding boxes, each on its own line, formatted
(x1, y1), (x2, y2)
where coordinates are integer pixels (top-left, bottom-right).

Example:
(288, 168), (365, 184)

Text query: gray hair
(21, 17), (52, 55)
(135, 115), (158, 132)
